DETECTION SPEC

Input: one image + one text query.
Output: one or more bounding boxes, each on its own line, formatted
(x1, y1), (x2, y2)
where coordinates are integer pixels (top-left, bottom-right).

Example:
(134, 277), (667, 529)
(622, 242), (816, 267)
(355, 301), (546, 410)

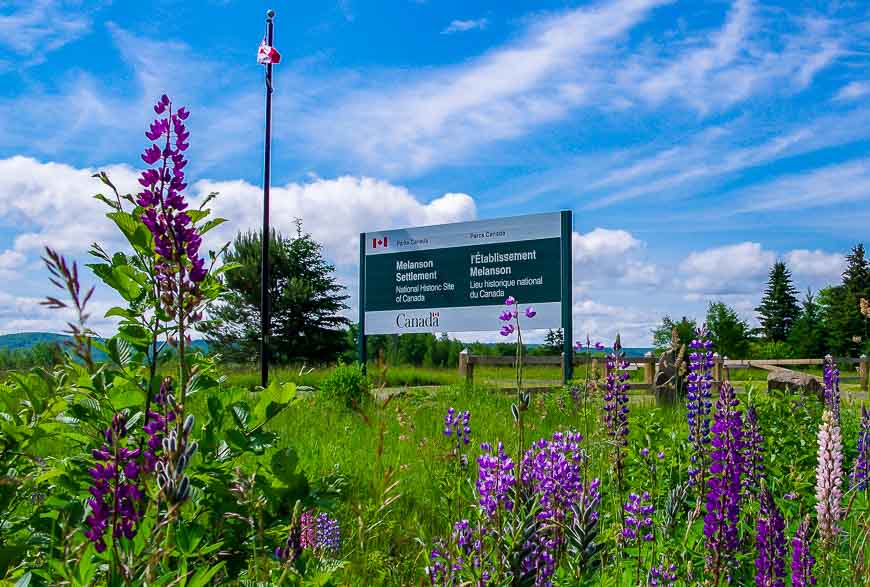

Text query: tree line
(201, 229), (869, 365)
(652, 244), (870, 359)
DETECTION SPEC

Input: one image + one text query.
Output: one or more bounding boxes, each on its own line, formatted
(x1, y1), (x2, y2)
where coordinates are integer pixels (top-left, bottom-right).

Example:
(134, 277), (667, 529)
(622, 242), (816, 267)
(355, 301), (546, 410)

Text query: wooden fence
(457, 351), (870, 393)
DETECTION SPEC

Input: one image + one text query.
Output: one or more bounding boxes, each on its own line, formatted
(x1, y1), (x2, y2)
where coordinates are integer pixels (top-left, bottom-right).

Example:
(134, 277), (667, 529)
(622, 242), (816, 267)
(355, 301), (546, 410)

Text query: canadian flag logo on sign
(372, 237), (389, 249)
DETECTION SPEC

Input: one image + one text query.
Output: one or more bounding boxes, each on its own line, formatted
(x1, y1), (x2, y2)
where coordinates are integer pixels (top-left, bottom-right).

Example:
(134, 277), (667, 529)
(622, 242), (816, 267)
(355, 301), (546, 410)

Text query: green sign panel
(360, 212), (571, 335)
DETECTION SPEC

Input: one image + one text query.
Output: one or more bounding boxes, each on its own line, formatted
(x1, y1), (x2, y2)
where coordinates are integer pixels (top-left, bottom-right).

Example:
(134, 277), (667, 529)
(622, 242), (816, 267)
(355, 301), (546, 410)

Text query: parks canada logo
(395, 311), (440, 329)
(372, 236), (389, 249)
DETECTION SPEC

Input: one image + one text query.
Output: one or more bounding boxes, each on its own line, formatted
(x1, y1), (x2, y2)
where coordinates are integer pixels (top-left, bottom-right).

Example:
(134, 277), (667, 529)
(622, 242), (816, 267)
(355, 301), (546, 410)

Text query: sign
(359, 211), (571, 335)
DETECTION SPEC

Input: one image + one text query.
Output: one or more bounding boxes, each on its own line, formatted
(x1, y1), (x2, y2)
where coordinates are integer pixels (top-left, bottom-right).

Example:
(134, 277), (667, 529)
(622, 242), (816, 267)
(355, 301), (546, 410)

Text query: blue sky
(0, 0), (868, 345)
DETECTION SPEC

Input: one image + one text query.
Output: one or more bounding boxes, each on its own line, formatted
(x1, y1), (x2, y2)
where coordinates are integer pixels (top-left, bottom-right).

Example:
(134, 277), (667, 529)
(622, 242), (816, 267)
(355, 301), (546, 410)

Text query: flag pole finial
(267, 9), (275, 20)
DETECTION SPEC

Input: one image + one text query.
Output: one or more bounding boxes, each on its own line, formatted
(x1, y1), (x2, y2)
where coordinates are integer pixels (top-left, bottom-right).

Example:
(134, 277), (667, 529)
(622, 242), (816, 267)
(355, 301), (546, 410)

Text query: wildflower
(154, 385), (197, 504)
(300, 510), (316, 549)
(622, 491), (654, 543)
(520, 431), (600, 586)
(315, 512), (341, 557)
(687, 328), (714, 486)
(500, 323), (515, 337)
(703, 382), (744, 581)
(505, 296), (516, 305)
(790, 515), (816, 587)
(648, 558), (678, 586)
(603, 335), (630, 485)
(499, 309), (513, 321)
(84, 413), (144, 552)
(755, 485), (786, 587)
(443, 407), (471, 448)
(815, 409), (843, 547)
(477, 442), (515, 519)
(137, 95), (207, 326)
(823, 355), (841, 424)
(852, 406), (870, 490)
(275, 523), (302, 562)
(743, 404), (765, 495)
(525, 306), (536, 318)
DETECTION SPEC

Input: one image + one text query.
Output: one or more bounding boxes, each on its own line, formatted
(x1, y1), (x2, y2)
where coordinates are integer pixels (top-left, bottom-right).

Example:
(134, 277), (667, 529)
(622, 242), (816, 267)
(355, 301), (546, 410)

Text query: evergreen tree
(706, 302), (751, 358)
(787, 288), (826, 358)
(843, 244), (870, 299)
(818, 285), (863, 356)
(543, 328), (564, 353)
(755, 261), (800, 342)
(203, 226), (350, 364)
(651, 315), (697, 350)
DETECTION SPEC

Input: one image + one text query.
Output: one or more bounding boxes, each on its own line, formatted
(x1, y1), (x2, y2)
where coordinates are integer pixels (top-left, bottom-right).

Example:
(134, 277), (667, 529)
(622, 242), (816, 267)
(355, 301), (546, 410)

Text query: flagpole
(260, 8), (275, 388)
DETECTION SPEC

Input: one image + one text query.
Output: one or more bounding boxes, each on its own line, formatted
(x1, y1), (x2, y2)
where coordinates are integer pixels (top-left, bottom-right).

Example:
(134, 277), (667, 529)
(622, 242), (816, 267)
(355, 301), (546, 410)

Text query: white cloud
(682, 242), (774, 295)
(0, 0), (92, 59)
(571, 228), (659, 287)
(572, 228), (639, 261)
(784, 249), (845, 283)
(0, 157), (477, 334)
(196, 176), (476, 265)
(619, 1), (841, 114)
(735, 158), (870, 213)
(0, 23), (261, 168)
(442, 18), (488, 34)
(833, 81), (870, 102)
(296, 0), (669, 175)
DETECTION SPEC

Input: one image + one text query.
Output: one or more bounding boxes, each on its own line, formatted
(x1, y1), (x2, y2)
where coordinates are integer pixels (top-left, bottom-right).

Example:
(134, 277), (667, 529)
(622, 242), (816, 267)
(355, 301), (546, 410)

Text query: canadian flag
(372, 237), (388, 249)
(257, 38), (281, 65)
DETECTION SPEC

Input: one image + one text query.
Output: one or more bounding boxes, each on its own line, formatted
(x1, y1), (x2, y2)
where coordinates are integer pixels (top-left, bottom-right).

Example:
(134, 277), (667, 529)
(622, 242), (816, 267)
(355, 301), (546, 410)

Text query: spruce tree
(755, 261), (800, 342)
(787, 288), (826, 358)
(706, 301), (751, 358)
(203, 226), (350, 364)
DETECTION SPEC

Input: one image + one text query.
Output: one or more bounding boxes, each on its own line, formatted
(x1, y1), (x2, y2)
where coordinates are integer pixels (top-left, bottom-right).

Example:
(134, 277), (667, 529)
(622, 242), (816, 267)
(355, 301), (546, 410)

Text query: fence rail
(457, 351), (870, 393)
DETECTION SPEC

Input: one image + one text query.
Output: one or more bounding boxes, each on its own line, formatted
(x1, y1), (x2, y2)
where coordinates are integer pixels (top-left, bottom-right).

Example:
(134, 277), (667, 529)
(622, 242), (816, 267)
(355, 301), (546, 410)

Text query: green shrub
(320, 361), (370, 406)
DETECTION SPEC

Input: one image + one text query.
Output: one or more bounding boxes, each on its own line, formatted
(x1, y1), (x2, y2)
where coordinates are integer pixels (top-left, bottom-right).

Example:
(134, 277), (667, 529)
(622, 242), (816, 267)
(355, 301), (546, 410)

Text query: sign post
(359, 211), (573, 379)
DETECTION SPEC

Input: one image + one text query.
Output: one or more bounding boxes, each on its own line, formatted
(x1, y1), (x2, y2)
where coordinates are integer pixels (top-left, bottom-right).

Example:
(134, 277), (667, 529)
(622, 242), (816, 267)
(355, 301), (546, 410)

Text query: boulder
(766, 368), (825, 399)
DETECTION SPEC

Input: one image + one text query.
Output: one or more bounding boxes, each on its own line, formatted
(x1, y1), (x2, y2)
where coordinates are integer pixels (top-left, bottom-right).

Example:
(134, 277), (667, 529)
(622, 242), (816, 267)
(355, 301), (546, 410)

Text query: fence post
(722, 356), (730, 382)
(458, 349), (472, 386)
(860, 355), (868, 392)
(643, 351), (654, 391)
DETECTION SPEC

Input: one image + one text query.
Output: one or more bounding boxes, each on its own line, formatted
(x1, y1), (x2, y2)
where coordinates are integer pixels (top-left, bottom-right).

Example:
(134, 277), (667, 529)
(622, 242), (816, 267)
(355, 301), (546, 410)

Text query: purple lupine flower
(499, 309), (513, 321)
(687, 328), (714, 487)
(143, 377), (177, 473)
(505, 296), (516, 306)
(520, 431), (600, 586)
(815, 409), (843, 547)
(648, 559), (678, 586)
(791, 515), (816, 586)
(500, 323), (515, 337)
(703, 381), (744, 581)
(300, 510), (316, 550)
(477, 441), (516, 519)
(275, 523), (302, 563)
(743, 404), (765, 495)
(622, 491), (654, 543)
(823, 355), (841, 424)
(594, 342), (605, 350)
(603, 336), (630, 484)
(525, 306), (536, 318)
(83, 412), (144, 552)
(443, 407), (471, 447)
(755, 486), (786, 587)
(315, 512), (341, 557)
(137, 95), (208, 322)
(852, 406), (870, 491)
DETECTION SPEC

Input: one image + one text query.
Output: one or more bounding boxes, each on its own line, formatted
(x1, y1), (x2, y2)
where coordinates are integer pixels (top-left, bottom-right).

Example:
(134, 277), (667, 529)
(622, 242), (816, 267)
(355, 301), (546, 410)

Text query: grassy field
(183, 371), (867, 584)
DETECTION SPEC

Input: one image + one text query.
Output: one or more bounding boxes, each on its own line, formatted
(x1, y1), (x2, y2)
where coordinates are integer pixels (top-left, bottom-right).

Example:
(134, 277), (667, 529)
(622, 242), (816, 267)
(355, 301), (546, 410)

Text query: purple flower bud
(525, 306), (536, 318)
(504, 296), (516, 306)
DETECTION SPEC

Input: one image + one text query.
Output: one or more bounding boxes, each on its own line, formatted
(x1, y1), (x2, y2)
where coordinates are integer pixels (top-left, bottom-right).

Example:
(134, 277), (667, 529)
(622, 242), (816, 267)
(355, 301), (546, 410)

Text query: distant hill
(0, 332), (209, 354)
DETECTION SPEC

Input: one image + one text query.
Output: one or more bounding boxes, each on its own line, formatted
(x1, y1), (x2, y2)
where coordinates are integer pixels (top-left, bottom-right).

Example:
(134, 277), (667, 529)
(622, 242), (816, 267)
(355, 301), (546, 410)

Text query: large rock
(767, 368), (825, 399)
